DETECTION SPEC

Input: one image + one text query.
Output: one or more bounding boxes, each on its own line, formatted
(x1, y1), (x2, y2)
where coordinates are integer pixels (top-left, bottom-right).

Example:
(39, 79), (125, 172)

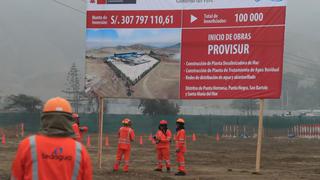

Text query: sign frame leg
(97, 97), (104, 169)
(255, 99), (265, 173)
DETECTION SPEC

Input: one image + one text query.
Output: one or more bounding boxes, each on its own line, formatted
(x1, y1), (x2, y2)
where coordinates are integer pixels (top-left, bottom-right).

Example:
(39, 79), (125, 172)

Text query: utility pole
(63, 63), (81, 113)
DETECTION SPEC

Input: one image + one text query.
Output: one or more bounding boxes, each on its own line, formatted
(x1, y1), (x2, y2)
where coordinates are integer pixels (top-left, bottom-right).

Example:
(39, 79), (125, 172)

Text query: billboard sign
(85, 0), (287, 99)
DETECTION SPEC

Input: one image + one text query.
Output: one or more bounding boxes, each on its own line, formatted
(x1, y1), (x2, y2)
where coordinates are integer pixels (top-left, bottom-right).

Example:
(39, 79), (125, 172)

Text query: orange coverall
(72, 123), (88, 142)
(113, 126), (135, 172)
(155, 129), (172, 169)
(11, 134), (93, 180)
(175, 129), (186, 172)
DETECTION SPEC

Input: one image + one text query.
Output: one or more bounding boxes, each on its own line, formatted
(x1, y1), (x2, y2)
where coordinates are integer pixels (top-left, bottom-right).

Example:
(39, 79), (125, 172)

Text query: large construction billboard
(85, 0), (287, 99)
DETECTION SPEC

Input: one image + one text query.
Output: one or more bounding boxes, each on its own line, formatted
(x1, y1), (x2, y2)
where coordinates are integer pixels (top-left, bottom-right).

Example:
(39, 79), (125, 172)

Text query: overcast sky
(0, 0), (319, 100)
(87, 29), (181, 49)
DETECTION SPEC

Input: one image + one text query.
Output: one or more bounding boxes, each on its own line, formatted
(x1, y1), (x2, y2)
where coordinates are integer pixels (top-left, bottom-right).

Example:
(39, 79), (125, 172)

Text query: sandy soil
(2, 134), (320, 180)
(134, 61), (180, 99)
(86, 58), (128, 97)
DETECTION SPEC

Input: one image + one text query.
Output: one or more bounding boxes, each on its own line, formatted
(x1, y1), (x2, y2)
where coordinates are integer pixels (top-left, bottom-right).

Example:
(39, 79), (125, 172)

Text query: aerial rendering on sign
(85, 29), (181, 98)
(105, 52), (160, 85)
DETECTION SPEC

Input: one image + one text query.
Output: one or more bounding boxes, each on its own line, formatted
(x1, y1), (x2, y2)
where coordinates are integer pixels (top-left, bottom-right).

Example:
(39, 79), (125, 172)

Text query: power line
(50, 0), (86, 14)
(284, 56), (319, 67)
(284, 53), (320, 72)
(64, 63), (81, 113)
(285, 54), (318, 65)
(286, 52), (319, 63)
(284, 60), (320, 74)
(285, 55), (320, 67)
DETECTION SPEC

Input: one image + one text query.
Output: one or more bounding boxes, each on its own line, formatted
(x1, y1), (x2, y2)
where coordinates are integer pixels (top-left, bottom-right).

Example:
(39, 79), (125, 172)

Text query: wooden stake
(97, 97), (104, 169)
(255, 99), (264, 173)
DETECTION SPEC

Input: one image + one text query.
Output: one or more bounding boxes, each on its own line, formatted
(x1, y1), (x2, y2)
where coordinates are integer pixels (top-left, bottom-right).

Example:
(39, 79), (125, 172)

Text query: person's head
(122, 118), (130, 127)
(176, 118), (185, 131)
(159, 120), (168, 131)
(72, 113), (80, 125)
(127, 119), (132, 127)
(41, 97), (75, 137)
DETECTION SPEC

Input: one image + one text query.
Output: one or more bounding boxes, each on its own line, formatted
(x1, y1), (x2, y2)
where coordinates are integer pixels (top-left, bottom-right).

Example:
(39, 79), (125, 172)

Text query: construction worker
(154, 120), (172, 172)
(10, 97), (93, 180)
(113, 118), (135, 172)
(72, 113), (88, 142)
(175, 118), (186, 176)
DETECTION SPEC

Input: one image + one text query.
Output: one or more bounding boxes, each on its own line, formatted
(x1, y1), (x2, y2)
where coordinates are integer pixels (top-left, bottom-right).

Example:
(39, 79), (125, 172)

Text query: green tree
(4, 94), (42, 112)
(139, 99), (180, 116)
(231, 99), (259, 116)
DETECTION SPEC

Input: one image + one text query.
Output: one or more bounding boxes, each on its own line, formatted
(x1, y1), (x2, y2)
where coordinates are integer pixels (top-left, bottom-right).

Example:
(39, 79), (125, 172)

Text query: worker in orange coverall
(10, 97), (92, 180)
(113, 118), (135, 172)
(175, 118), (186, 176)
(72, 113), (88, 142)
(153, 120), (172, 172)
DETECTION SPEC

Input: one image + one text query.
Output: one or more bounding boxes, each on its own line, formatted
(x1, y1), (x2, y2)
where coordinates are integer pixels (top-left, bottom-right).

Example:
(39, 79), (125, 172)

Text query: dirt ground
(2, 134), (320, 180)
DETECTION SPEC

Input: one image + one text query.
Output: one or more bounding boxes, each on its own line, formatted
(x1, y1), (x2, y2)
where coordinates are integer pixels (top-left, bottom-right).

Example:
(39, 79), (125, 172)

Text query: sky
(86, 29), (181, 49)
(0, 0), (319, 101)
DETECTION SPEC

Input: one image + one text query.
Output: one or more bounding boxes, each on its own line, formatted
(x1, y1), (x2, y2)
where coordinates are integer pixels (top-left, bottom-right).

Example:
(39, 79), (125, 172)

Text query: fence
(1, 113), (320, 136)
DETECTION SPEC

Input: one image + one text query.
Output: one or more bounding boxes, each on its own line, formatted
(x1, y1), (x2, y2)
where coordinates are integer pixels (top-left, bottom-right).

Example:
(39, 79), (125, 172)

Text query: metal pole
(97, 97), (104, 169)
(255, 99), (265, 173)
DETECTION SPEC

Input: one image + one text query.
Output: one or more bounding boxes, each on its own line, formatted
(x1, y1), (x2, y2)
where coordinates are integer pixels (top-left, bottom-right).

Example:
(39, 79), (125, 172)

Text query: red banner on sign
(180, 26), (285, 99)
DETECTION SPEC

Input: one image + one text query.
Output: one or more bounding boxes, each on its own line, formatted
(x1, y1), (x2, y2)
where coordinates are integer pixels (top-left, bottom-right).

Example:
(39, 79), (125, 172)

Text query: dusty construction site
(2, 135), (320, 180)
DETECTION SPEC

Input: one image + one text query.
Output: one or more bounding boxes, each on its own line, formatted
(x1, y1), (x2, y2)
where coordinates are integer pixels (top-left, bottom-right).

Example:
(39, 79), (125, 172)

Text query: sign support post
(97, 97), (104, 169)
(255, 99), (265, 173)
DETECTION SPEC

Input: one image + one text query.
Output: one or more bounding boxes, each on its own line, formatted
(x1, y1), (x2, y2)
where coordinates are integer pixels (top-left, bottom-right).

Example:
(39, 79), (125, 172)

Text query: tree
(139, 99), (180, 116)
(4, 94), (42, 112)
(231, 99), (259, 116)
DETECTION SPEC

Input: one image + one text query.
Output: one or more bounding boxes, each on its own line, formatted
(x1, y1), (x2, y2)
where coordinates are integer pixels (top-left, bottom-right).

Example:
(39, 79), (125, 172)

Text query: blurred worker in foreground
(154, 120), (172, 172)
(113, 118), (135, 172)
(72, 113), (89, 142)
(175, 118), (186, 176)
(11, 97), (93, 180)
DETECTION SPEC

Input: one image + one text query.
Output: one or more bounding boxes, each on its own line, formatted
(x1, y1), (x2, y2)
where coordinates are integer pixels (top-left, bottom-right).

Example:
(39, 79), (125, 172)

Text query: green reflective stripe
(29, 135), (38, 180)
(72, 142), (82, 180)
